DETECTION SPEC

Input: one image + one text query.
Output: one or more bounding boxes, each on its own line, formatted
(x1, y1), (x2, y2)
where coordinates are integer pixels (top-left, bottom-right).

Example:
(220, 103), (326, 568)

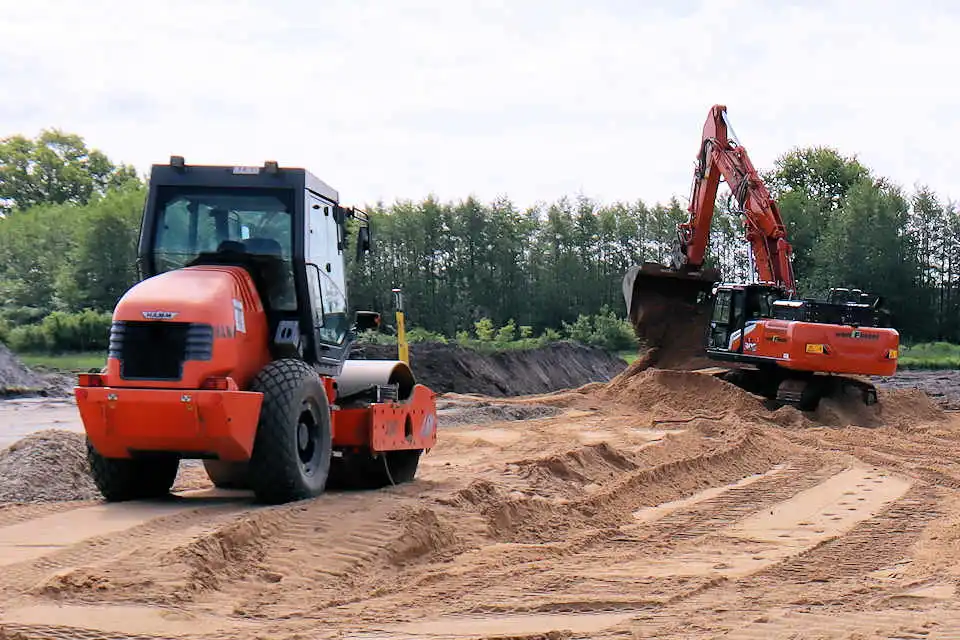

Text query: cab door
(707, 289), (745, 351)
(304, 191), (350, 372)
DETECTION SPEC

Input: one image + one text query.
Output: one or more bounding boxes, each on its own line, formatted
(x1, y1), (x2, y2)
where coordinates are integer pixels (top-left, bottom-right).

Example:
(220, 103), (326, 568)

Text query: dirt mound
(162, 511), (279, 595)
(811, 386), (947, 430)
(599, 366), (764, 417)
(352, 341), (627, 396)
(0, 429), (98, 502)
(509, 441), (640, 497)
(0, 342), (74, 398)
(386, 505), (464, 566)
(0, 342), (46, 395)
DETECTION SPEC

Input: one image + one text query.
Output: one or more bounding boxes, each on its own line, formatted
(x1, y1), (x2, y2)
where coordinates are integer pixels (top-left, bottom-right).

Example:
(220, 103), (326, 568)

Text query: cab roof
(148, 158), (339, 203)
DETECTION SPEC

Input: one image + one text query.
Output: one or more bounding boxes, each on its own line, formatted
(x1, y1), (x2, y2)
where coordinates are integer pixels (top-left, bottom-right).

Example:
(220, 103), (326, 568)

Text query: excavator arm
(676, 105), (796, 295)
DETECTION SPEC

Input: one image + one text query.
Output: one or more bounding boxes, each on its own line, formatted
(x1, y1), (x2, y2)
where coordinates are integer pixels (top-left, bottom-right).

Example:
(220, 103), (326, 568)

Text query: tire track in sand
(211, 488), (466, 621)
(353, 462), (916, 640)
(308, 445), (847, 631)
(0, 495), (259, 597)
(591, 472), (941, 639)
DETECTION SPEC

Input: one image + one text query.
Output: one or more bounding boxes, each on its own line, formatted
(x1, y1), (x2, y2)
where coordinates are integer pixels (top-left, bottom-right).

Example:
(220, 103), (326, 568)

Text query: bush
(561, 306), (636, 352)
(0, 306), (47, 326)
(7, 324), (50, 352)
(496, 319), (517, 344)
(589, 305), (638, 351)
(406, 327), (448, 343)
(355, 329), (397, 345)
(474, 317), (495, 342)
(4, 309), (112, 353)
(360, 314), (636, 354)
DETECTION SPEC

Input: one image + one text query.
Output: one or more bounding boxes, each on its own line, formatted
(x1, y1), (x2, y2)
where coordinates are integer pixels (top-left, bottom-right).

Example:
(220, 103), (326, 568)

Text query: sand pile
(600, 366), (764, 416)
(0, 429), (98, 502)
(811, 387), (947, 430)
(386, 505), (464, 566)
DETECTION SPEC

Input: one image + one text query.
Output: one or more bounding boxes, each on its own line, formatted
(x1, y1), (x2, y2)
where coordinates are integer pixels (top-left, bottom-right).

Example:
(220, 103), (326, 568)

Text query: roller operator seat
(243, 237), (295, 311)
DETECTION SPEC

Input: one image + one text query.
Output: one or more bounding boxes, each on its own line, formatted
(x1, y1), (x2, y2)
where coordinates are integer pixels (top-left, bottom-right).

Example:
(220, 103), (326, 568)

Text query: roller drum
(335, 359), (416, 402)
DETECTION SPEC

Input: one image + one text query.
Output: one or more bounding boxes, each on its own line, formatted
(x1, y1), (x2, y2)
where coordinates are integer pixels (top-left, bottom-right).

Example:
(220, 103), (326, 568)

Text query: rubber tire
(202, 460), (250, 490)
(247, 359), (333, 504)
(86, 439), (180, 502)
(327, 448), (422, 491)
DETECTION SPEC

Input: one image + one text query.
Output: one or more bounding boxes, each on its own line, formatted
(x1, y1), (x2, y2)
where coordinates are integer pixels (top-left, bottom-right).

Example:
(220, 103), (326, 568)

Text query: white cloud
(2, 0), (958, 210)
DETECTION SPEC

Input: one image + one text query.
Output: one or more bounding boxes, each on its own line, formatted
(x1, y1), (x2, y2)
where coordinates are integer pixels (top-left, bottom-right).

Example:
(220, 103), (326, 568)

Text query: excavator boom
(624, 104), (777, 366)
(677, 105), (795, 294)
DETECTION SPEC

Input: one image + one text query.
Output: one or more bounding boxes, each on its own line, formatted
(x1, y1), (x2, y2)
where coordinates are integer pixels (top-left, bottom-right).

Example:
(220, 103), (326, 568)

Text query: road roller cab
(75, 158), (438, 504)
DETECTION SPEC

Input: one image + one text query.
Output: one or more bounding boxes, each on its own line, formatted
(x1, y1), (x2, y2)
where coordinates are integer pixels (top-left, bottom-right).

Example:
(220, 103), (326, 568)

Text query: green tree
(0, 129), (140, 215)
(0, 201), (76, 313)
(810, 179), (918, 333)
(766, 147), (872, 292)
(55, 183), (146, 311)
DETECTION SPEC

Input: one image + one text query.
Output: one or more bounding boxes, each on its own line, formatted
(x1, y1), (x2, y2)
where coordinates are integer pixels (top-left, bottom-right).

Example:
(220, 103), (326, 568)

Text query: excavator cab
(705, 283), (784, 355)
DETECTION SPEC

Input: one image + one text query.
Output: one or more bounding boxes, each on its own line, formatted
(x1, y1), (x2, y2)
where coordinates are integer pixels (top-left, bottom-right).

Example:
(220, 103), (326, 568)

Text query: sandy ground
(0, 399), (83, 449)
(1, 370), (960, 638)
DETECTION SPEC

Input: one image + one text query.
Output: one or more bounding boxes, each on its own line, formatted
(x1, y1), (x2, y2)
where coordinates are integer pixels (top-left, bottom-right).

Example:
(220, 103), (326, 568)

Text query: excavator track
(775, 375), (878, 410)
(712, 367), (879, 412)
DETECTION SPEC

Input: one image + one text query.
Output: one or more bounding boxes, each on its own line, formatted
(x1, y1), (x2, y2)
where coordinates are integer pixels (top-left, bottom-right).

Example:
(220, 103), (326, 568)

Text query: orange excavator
(623, 105), (899, 410)
(75, 158), (437, 504)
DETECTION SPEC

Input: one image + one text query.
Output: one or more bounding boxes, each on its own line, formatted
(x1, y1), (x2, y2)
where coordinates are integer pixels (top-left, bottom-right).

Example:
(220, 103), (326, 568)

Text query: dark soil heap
(0, 342), (46, 395)
(352, 341), (627, 396)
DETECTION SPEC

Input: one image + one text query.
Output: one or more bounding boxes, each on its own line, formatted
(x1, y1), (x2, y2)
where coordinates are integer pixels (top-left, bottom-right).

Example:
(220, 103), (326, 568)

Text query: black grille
(110, 321), (214, 380)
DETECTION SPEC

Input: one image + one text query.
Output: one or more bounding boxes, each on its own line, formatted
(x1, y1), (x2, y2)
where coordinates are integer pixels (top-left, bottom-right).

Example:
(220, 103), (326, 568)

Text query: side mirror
(356, 225), (372, 261)
(354, 310), (381, 332)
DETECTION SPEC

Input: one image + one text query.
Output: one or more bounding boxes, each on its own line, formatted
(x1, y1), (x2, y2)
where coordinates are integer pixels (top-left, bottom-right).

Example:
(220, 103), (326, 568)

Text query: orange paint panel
(331, 385), (438, 452)
(75, 386), (263, 462)
(748, 320), (899, 377)
(331, 407), (372, 447)
(370, 385), (438, 453)
(108, 266), (271, 391)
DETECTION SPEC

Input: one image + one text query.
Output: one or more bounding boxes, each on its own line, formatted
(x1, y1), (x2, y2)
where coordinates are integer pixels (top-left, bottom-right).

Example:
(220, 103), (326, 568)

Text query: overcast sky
(2, 0), (957, 210)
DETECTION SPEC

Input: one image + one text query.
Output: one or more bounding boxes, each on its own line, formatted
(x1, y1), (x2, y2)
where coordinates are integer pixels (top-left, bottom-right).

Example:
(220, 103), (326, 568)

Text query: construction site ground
(2, 348), (960, 637)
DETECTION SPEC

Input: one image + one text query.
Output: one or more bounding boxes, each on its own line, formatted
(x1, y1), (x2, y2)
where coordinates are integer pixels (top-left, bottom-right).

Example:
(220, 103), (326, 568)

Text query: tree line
(0, 130), (956, 351)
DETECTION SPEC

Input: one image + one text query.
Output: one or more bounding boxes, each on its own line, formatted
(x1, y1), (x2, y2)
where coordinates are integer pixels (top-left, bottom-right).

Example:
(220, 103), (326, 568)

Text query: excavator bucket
(622, 262), (721, 369)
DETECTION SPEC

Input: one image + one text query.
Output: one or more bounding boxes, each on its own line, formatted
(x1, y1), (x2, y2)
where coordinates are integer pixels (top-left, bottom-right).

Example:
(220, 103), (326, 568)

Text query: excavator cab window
(708, 288), (746, 352)
(745, 287), (772, 320)
(708, 289), (733, 350)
